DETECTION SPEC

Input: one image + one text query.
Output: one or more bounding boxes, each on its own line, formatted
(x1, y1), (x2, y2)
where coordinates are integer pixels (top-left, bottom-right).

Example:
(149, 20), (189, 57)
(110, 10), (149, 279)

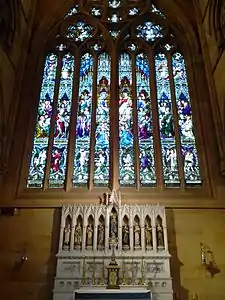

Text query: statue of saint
(145, 223), (152, 247)
(110, 213), (118, 237)
(98, 223), (105, 247)
(63, 224), (71, 247)
(122, 223), (129, 246)
(134, 222), (141, 247)
(86, 223), (93, 247)
(74, 222), (82, 246)
(156, 223), (164, 247)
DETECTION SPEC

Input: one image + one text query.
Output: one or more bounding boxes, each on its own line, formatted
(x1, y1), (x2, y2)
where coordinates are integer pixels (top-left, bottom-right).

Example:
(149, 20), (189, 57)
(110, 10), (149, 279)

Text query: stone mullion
(110, 48), (119, 190)
(43, 52), (63, 190)
(148, 49), (163, 190)
(88, 53), (98, 190)
(132, 51), (140, 190)
(65, 48), (80, 191)
(167, 54), (185, 188)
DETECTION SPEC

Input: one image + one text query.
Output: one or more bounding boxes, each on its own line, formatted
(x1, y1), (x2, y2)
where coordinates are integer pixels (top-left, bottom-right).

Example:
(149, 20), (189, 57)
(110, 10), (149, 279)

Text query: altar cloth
(74, 288), (151, 300)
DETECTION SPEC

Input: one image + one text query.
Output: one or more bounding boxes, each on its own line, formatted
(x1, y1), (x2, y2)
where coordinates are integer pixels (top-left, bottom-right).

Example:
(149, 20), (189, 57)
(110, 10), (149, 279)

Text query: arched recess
(11, 0), (214, 202)
(209, 0), (225, 50)
(0, 0), (20, 50)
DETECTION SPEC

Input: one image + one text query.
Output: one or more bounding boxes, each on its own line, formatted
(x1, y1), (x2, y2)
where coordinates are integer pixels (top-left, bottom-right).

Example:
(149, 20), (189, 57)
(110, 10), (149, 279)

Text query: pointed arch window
(26, 2), (202, 191)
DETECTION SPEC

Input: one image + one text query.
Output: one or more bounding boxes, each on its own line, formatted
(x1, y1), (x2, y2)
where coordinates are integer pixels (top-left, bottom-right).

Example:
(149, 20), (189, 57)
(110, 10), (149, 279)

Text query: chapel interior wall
(0, 207), (225, 300)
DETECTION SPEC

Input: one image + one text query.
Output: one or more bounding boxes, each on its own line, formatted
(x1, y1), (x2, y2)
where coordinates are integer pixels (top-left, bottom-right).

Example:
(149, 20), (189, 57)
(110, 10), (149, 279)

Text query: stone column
(105, 207), (110, 252)
(130, 218), (134, 251)
(93, 213), (98, 251)
(118, 207), (122, 252)
(59, 213), (66, 251)
(163, 215), (168, 251)
(82, 225), (87, 251)
(70, 214), (76, 251)
(141, 225), (145, 252)
(152, 217), (157, 251)
(59, 225), (65, 251)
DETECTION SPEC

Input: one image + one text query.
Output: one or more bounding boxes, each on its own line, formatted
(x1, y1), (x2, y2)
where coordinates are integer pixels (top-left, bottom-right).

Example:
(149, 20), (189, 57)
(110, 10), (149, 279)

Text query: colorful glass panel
(136, 53), (156, 186)
(151, 4), (166, 18)
(49, 53), (74, 188)
(66, 21), (94, 42)
(119, 53), (135, 185)
(73, 53), (94, 186)
(65, 5), (78, 18)
(155, 53), (180, 187)
(94, 53), (111, 186)
(27, 53), (58, 187)
(137, 22), (164, 42)
(172, 52), (202, 185)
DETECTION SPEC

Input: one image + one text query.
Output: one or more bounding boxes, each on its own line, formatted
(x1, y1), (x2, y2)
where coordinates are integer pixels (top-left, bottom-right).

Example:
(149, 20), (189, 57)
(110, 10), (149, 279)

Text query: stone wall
(195, 0), (225, 176)
(0, 0), (37, 183)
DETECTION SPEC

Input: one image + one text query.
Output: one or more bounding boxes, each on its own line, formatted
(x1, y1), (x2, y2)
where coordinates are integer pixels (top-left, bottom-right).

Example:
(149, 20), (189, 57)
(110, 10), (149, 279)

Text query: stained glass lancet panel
(172, 52), (202, 186)
(27, 53), (58, 188)
(49, 53), (74, 188)
(94, 53), (111, 186)
(136, 53), (156, 186)
(119, 53), (135, 185)
(155, 53), (180, 187)
(73, 53), (94, 186)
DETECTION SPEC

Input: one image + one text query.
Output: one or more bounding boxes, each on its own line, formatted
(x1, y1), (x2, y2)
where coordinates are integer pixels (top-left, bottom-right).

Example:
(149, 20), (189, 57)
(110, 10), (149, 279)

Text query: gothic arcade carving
(54, 191), (173, 300)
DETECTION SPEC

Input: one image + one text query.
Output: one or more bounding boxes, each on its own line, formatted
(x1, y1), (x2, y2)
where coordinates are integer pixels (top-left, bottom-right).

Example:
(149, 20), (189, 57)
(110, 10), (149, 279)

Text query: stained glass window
(155, 53), (180, 187)
(119, 53), (135, 186)
(66, 21), (94, 42)
(172, 52), (202, 186)
(27, 4), (203, 192)
(49, 53), (74, 188)
(137, 22), (164, 42)
(27, 53), (58, 188)
(94, 53), (111, 186)
(73, 53), (94, 186)
(136, 53), (156, 186)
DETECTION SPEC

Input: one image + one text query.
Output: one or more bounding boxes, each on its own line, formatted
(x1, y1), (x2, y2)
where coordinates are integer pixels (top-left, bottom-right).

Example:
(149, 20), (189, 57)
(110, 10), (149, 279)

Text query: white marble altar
(53, 191), (173, 300)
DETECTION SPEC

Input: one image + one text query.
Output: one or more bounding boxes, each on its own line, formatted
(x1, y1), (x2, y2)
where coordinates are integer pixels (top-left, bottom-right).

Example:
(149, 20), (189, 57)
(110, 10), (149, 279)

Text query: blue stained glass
(119, 53), (135, 185)
(137, 22), (164, 42)
(73, 53), (94, 186)
(94, 53), (111, 186)
(27, 53), (58, 188)
(172, 52), (202, 185)
(65, 5), (78, 18)
(155, 53), (180, 187)
(151, 4), (166, 18)
(136, 53), (156, 186)
(66, 21), (94, 42)
(49, 53), (74, 188)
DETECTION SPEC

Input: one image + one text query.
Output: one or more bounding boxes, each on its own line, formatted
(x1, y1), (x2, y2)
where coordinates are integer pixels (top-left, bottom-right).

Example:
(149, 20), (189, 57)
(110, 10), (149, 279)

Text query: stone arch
(209, 0), (225, 50)
(0, 0), (20, 50)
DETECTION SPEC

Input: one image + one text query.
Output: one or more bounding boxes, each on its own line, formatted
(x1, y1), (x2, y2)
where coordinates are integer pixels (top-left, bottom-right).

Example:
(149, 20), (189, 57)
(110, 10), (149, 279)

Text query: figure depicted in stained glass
(73, 53), (94, 185)
(137, 22), (163, 42)
(49, 53), (74, 187)
(119, 53), (135, 185)
(55, 93), (70, 138)
(136, 53), (156, 186)
(172, 52), (201, 185)
(76, 90), (92, 139)
(155, 53), (180, 186)
(66, 21), (94, 42)
(94, 53), (111, 186)
(27, 53), (58, 188)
